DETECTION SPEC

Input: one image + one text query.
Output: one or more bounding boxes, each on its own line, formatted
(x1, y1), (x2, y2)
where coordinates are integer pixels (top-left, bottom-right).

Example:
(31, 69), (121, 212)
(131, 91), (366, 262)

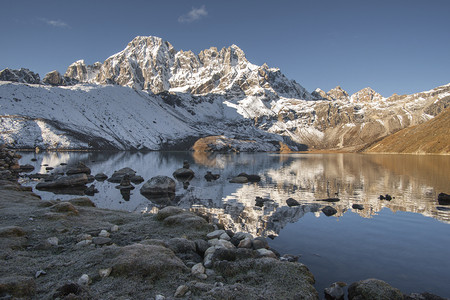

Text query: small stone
(77, 274), (91, 286)
(76, 234), (92, 242)
(324, 282), (346, 300)
(252, 237), (268, 250)
(196, 273), (208, 280)
(111, 225), (119, 232)
(99, 230), (110, 238)
(98, 268), (112, 278)
(280, 254), (300, 262)
(174, 285), (189, 298)
(35, 270), (46, 278)
(76, 240), (92, 247)
(219, 232), (231, 241)
(92, 237), (112, 246)
(155, 295), (166, 300)
(256, 248), (277, 258)
(47, 237), (59, 246)
(238, 238), (252, 249)
(208, 239), (235, 249)
(191, 263), (205, 275)
(206, 229), (225, 239)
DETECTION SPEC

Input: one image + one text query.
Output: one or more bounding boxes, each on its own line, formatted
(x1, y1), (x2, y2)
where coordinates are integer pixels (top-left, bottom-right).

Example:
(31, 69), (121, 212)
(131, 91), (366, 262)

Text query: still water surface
(18, 151), (450, 297)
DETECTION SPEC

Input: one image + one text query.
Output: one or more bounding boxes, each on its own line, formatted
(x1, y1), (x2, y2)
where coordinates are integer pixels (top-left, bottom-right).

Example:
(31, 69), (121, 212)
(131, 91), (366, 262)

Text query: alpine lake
(17, 151), (450, 297)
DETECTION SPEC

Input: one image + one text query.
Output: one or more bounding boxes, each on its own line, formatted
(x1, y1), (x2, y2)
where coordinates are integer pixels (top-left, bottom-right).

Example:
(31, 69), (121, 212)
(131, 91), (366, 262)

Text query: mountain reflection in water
(19, 152), (449, 236)
(18, 151), (450, 297)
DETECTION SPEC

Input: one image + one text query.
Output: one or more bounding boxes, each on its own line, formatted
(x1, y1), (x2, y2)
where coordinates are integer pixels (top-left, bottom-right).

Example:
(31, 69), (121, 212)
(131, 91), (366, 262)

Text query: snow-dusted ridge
(1, 36), (449, 151)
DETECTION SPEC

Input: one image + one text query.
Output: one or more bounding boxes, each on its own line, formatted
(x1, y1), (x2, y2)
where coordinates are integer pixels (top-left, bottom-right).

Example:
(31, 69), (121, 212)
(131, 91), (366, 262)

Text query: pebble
(92, 237), (112, 246)
(35, 270), (47, 278)
(191, 263), (206, 275)
(99, 267), (112, 278)
(174, 285), (189, 298)
(99, 230), (110, 237)
(111, 225), (119, 232)
(76, 240), (92, 247)
(77, 274), (91, 285)
(47, 237), (59, 246)
(155, 295), (165, 300)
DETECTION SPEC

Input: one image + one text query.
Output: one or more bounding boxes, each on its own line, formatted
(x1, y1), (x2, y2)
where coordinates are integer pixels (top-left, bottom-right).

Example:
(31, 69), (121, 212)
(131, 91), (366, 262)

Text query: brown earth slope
(364, 107), (450, 154)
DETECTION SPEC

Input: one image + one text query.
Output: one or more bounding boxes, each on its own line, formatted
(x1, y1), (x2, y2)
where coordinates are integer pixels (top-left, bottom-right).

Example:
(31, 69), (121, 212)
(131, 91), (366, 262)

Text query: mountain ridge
(1, 36), (449, 153)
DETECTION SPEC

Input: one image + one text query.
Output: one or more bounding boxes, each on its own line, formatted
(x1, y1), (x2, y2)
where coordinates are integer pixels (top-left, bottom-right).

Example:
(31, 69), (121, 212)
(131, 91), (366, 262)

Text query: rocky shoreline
(1, 147), (447, 299)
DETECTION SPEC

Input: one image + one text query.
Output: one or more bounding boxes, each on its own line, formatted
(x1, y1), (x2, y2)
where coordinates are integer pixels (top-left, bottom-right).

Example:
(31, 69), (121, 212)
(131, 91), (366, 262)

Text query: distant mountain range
(0, 36), (449, 153)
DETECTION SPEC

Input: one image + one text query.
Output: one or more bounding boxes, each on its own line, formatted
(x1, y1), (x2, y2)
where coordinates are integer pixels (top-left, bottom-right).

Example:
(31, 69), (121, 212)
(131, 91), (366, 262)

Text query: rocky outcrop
(350, 87), (383, 102)
(64, 60), (102, 83)
(327, 86), (349, 101)
(0, 68), (40, 84)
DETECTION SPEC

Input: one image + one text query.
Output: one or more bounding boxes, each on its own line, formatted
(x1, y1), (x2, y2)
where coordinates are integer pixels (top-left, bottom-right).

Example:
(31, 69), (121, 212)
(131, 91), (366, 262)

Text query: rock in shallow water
(348, 278), (403, 300)
(322, 206), (337, 216)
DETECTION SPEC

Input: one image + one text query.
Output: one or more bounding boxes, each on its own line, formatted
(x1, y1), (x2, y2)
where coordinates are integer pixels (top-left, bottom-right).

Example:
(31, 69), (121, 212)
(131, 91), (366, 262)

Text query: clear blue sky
(1, 0), (449, 96)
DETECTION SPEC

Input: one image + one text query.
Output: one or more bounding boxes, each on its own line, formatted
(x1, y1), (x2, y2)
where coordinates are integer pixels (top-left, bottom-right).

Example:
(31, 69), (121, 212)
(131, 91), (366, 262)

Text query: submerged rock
(204, 171), (220, 182)
(237, 173), (261, 182)
(229, 176), (248, 183)
(324, 282), (346, 300)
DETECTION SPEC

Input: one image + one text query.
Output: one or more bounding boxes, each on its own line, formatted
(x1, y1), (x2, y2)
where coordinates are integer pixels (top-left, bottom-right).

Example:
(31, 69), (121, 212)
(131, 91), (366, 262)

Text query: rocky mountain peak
(311, 88), (332, 100)
(0, 68), (40, 84)
(350, 87), (383, 102)
(62, 35), (312, 99)
(327, 86), (349, 101)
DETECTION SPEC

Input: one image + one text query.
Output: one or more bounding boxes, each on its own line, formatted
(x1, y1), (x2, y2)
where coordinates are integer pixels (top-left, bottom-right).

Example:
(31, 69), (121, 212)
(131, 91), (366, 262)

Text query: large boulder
(105, 244), (187, 279)
(173, 168), (195, 180)
(66, 162), (91, 175)
(348, 278), (403, 300)
(108, 167), (137, 183)
(140, 176), (176, 195)
(36, 173), (88, 190)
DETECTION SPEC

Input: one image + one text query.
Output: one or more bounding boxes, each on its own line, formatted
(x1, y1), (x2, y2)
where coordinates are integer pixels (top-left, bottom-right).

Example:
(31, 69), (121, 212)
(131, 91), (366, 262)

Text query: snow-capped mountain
(64, 36), (311, 100)
(0, 36), (449, 153)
